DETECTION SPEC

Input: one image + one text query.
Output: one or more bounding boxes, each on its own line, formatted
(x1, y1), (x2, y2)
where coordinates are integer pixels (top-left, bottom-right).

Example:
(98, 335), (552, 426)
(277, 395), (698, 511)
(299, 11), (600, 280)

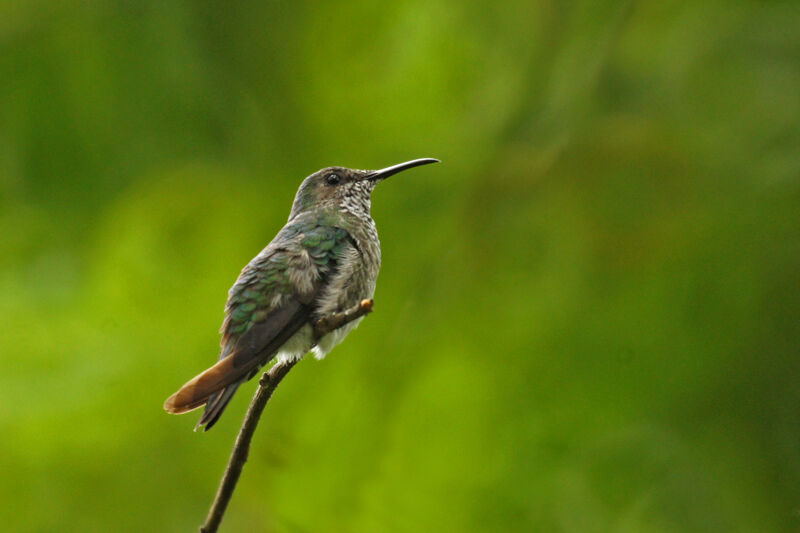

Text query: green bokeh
(2, 1), (799, 531)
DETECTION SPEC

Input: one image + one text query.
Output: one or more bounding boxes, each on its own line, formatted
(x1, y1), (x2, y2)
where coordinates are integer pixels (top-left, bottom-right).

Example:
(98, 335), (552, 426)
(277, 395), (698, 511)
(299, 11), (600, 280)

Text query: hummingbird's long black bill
(366, 158), (439, 181)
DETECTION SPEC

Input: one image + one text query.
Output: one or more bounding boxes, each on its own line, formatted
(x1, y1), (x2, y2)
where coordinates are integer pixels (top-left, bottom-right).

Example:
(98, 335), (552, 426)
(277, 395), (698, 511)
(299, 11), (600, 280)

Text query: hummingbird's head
(289, 158), (439, 220)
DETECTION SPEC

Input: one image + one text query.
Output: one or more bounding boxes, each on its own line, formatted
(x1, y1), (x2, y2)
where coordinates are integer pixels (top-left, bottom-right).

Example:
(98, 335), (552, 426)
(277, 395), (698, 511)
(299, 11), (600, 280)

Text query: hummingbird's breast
(322, 216), (380, 312)
(306, 216), (380, 360)
(312, 215), (376, 308)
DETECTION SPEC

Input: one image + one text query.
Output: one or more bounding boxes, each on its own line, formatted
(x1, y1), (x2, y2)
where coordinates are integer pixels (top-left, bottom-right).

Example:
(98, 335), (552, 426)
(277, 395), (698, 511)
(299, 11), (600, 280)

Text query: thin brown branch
(199, 360), (295, 533)
(313, 298), (374, 341)
(199, 299), (375, 533)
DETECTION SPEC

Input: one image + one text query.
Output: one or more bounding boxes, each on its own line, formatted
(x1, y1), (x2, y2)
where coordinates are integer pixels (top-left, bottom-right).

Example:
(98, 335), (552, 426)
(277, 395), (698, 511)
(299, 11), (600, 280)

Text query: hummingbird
(164, 158), (439, 430)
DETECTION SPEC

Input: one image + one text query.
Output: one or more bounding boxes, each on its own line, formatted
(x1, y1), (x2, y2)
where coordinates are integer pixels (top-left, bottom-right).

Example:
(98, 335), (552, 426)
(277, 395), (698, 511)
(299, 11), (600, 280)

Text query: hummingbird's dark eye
(325, 173), (341, 186)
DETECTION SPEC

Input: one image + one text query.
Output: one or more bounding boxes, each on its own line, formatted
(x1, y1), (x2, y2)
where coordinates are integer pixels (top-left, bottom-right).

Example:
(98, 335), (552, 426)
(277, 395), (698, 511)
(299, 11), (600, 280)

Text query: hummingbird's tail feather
(163, 355), (252, 415)
(164, 298), (311, 428)
(195, 382), (242, 431)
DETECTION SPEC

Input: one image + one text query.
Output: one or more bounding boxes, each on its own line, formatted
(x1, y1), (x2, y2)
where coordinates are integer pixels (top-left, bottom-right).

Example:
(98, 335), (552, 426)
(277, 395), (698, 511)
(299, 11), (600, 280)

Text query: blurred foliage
(2, 1), (799, 531)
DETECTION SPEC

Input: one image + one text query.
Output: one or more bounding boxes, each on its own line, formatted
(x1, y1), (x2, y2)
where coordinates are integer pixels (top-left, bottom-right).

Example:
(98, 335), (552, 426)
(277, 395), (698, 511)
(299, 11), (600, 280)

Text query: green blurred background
(2, 1), (799, 531)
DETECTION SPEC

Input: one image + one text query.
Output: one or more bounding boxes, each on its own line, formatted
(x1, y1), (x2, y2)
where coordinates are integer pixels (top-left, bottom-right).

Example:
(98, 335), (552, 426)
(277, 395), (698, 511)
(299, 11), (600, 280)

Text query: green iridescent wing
(222, 223), (351, 344)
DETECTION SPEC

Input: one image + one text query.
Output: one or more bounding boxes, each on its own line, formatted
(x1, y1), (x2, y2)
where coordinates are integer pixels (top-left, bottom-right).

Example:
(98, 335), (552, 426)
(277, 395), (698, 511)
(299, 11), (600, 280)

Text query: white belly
(274, 316), (365, 365)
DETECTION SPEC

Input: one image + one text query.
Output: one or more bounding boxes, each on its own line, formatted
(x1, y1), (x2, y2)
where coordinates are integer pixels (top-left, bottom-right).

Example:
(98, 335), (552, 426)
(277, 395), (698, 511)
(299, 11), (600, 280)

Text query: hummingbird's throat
(339, 180), (373, 219)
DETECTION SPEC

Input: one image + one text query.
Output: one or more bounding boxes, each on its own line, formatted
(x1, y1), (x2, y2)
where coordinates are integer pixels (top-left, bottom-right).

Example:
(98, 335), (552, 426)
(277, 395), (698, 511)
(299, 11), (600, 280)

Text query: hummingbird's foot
(313, 298), (374, 341)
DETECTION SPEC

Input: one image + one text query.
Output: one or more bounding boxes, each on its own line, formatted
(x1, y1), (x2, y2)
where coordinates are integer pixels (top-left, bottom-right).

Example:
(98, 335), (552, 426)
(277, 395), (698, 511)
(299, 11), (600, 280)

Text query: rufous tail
(163, 356), (244, 415)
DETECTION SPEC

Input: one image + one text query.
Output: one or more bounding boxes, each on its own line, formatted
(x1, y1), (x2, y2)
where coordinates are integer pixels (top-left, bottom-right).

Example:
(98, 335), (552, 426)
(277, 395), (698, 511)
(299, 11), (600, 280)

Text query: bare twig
(200, 299), (375, 533)
(199, 360), (296, 533)
(313, 298), (373, 340)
